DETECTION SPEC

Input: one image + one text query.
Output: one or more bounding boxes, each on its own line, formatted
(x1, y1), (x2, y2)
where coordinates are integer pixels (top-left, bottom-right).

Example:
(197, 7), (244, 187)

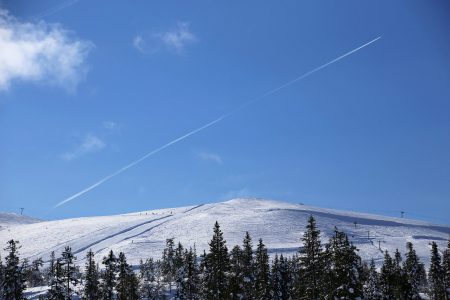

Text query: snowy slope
(0, 198), (448, 268)
(0, 212), (41, 227)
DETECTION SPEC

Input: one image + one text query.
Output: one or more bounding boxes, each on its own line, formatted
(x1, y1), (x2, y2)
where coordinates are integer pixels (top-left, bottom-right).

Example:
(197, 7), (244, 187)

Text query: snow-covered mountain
(0, 198), (448, 268)
(0, 212), (41, 227)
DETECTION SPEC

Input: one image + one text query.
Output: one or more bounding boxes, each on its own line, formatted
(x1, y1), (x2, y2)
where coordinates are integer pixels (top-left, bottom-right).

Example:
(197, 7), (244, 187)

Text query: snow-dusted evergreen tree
(403, 242), (426, 298)
(83, 249), (100, 300)
(392, 249), (408, 299)
(443, 238), (450, 300)
(255, 238), (271, 299)
(47, 258), (65, 300)
(61, 246), (78, 299)
(363, 259), (381, 300)
(324, 228), (363, 299)
(202, 221), (230, 299)
(0, 254), (4, 294)
(270, 254), (291, 300)
(380, 250), (396, 299)
(241, 231), (255, 298)
(295, 215), (324, 299)
(174, 242), (185, 273)
(228, 245), (243, 299)
(176, 247), (200, 299)
(116, 252), (139, 300)
(161, 237), (176, 293)
(100, 250), (117, 300)
(1, 240), (25, 300)
(26, 257), (44, 287)
(428, 242), (446, 300)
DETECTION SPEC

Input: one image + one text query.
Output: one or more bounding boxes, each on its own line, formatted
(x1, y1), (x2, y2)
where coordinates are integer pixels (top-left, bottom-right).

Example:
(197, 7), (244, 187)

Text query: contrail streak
(53, 36), (381, 209)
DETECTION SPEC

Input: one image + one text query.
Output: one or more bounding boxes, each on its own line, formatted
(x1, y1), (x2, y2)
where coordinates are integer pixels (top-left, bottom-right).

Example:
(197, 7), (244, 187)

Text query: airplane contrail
(53, 36), (381, 209)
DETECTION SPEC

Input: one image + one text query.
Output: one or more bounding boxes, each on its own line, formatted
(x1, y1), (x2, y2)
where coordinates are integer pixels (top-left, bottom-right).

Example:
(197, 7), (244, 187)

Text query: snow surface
(0, 198), (448, 268)
(0, 212), (41, 228)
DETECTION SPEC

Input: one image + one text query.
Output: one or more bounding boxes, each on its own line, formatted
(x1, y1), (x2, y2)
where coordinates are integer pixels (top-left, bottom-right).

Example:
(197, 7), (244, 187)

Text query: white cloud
(198, 152), (223, 164)
(102, 121), (118, 130)
(220, 188), (252, 200)
(133, 22), (196, 55)
(0, 9), (92, 92)
(61, 134), (105, 161)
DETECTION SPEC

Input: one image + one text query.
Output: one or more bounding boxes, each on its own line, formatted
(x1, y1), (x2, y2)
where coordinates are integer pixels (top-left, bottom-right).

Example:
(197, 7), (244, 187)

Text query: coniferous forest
(1, 216), (449, 300)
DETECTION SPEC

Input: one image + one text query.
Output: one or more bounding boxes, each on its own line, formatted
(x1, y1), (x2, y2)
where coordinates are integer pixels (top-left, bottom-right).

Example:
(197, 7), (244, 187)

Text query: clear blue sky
(1, 0), (449, 223)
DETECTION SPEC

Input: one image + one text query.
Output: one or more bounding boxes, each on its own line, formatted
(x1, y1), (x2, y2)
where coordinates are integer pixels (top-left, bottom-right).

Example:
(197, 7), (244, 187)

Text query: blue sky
(1, 0), (449, 223)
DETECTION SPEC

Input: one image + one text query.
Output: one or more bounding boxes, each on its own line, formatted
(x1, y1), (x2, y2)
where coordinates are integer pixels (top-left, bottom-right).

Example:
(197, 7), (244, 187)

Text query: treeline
(0, 216), (449, 299)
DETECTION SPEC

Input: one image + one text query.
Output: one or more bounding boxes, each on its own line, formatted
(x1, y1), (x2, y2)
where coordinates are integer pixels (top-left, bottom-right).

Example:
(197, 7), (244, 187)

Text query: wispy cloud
(0, 8), (93, 92)
(198, 152), (223, 165)
(102, 121), (119, 130)
(220, 188), (252, 200)
(61, 134), (105, 161)
(133, 22), (197, 55)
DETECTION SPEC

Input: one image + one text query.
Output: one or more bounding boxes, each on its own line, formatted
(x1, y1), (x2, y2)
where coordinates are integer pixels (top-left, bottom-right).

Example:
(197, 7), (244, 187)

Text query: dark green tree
(61, 246), (78, 299)
(241, 232), (255, 299)
(295, 215), (324, 299)
(202, 221), (230, 299)
(176, 247), (200, 299)
(161, 238), (176, 292)
(228, 245), (243, 299)
(443, 238), (450, 300)
(1, 240), (25, 300)
(270, 254), (291, 300)
(380, 250), (396, 299)
(99, 250), (117, 300)
(363, 259), (381, 300)
(116, 252), (139, 300)
(254, 239), (271, 299)
(428, 242), (446, 300)
(47, 258), (65, 300)
(83, 249), (100, 300)
(403, 242), (426, 299)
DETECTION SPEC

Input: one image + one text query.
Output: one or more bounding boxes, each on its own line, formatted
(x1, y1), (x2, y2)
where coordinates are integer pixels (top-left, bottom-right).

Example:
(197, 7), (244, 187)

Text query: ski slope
(0, 198), (448, 268)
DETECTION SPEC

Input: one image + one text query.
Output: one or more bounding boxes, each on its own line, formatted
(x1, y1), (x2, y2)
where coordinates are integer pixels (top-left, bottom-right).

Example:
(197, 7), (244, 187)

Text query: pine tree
(116, 252), (139, 300)
(1, 240), (25, 300)
(61, 246), (78, 299)
(27, 258), (44, 287)
(99, 250), (117, 300)
(241, 232), (255, 299)
(380, 250), (396, 299)
(403, 242), (426, 299)
(428, 242), (446, 300)
(228, 245), (243, 299)
(83, 249), (100, 300)
(363, 259), (381, 300)
(176, 247), (200, 299)
(202, 221), (230, 299)
(270, 254), (291, 300)
(0, 254), (4, 294)
(295, 215), (324, 299)
(255, 239), (271, 299)
(443, 238), (450, 300)
(161, 238), (176, 293)
(324, 228), (364, 299)
(392, 249), (407, 299)
(47, 258), (65, 300)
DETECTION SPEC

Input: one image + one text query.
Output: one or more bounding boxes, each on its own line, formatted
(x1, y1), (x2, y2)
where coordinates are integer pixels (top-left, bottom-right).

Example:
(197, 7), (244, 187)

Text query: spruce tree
(1, 240), (25, 300)
(270, 254), (291, 300)
(325, 228), (363, 299)
(100, 250), (117, 300)
(203, 221), (230, 299)
(176, 247), (200, 299)
(363, 259), (381, 300)
(47, 258), (65, 300)
(116, 252), (139, 300)
(83, 249), (100, 300)
(392, 249), (407, 299)
(228, 245), (243, 299)
(241, 232), (255, 299)
(27, 258), (44, 287)
(403, 242), (426, 299)
(443, 238), (450, 300)
(255, 239), (271, 299)
(0, 254), (4, 294)
(61, 246), (78, 299)
(428, 242), (446, 300)
(296, 215), (324, 299)
(380, 250), (396, 299)
(161, 238), (176, 292)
